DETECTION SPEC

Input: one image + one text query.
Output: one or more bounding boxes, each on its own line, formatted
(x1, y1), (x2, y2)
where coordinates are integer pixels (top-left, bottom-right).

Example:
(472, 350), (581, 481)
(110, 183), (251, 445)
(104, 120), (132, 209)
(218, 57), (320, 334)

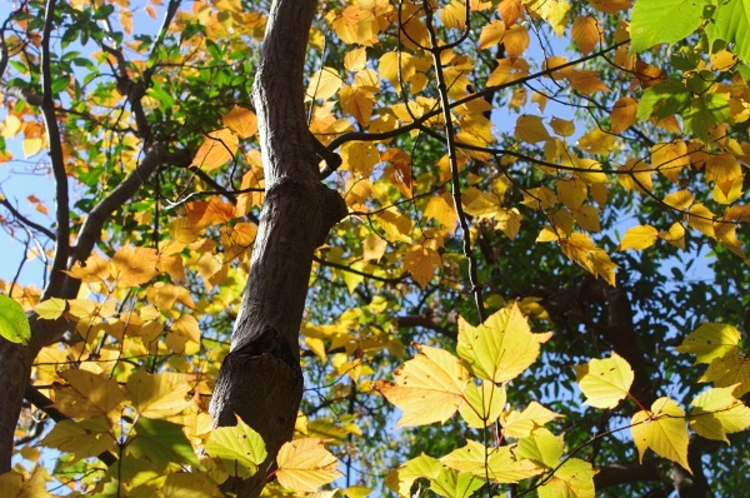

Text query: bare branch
(0, 197), (57, 240)
(40, 0), (69, 301)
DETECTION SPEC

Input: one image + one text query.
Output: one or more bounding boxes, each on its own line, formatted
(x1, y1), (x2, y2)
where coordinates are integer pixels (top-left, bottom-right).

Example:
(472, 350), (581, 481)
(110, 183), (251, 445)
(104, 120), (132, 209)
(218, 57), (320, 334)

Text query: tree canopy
(1, 0), (750, 496)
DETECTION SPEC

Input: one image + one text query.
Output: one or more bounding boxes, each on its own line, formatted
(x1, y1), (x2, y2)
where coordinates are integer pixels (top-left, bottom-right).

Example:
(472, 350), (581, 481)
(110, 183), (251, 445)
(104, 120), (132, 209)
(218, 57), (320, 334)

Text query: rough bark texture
(208, 0), (346, 496)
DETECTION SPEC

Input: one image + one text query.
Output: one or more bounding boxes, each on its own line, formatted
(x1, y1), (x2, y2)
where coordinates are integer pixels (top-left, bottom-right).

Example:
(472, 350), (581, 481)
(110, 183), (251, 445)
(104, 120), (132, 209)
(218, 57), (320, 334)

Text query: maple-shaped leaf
(538, 457), (597, 498)
(221, 105), (257, 139)
(429, 468), (483, 498)
(501, 401), (562, 439)
(191, 128), (240, 172)
(54, 369), (125, 420)
(441, 440), (542, 483)
(0, 295), (30, 345)
(128, 418), (201, 469)
(41, 417), (115, 464)
(676, 323), (741, 365)
(275, 438), (342, 493)
(631, 397), (691, 473)
(204, 416), (267, 479)
(385, 454), (443, 497)
(457, 303), (552, 383)
(574, 352), (634, 409)
(618, 225), (659, 251)
(699, 347), (750, 397)
(458, 380), (506, 428)
(690, 385), (750, 443)
(376, 345), (470, 428)
(111, 246), (160, 287)
(0, 467), (50, 498)
(126, 370), (192, 419)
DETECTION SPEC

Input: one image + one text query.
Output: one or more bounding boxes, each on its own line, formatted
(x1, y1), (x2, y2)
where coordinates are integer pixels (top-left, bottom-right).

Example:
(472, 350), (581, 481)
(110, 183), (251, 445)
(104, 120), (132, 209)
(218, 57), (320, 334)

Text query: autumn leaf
(618, 225), (659, 251)
(403, 244), (441, 288)
(191, 128), (240, 172)
(376, 345), (470, 428)
(690, 385), (750, 443)
(631, 397), (691, 472)
(699, 347), (750, 397)
(111, 246), (160, 288)
(478, 20), (506, 49)
(501, 401), (562, 439)
(275, 438), (342, 493)
(538, 457), (597, 498)
(34, 298), (67, 320)
(128, 418), (201, 469)
(126, 370), (192, 419)
(204, 416), (267, 478)
(458, 380), (506, 428)
(676, 323), (741, 365)
(574, 352), (634, 409)
(221, 105), (258, 139)
(457, 303), (552, 383)
(385, 454), (443, 497)
(441, 440), (542, 483)
(54, 369), (125, 420)
(41, 417), (114, 464)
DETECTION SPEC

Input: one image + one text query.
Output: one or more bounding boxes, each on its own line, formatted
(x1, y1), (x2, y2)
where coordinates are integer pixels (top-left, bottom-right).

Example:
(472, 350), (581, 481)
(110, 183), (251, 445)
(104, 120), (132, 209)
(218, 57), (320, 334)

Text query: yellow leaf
(515, 427), (562, 468)
(538, 458), (597, 498)
(618, 224), (659, 251)
(659, 222), (686, 249)
(205, 416), (267, 479)
(403, 245), (441, 288)
(306, 67), (343, 101)
(126, 370), (192, 418)
(40, 417), (115, 464)
(376, 345), (470, 427)
(577, 127), (615, 154)
(440, 0), (467, 30)
(442, 440), (542, 483)
(588, 0), (631, 14)
(556, 178), (586, 210)
(385, 454), (442, 496)
(618, 159), (654, 194)
(459, 381), (506, 428)
(572, 16), (599, 55)
(478, 19), (506, 49)
(715, 221), (745, 258)
(54, 370), (125, 420)
(111, 246), (160, 287)
(501, 401), (562, 439)
(699, 347), (750, 396)
(425, 193), (458, 229)
(705, 153), (742, 184)
(146, 282), (196, 312)
(515, 114), (550, 143)
(712, 177), (743, 205)
(63, 252), (111, 283)
(690, 385), (750, 443)
(373, 208), (412, 243)
(221, 105), (258, 139)
(651, 141), (688, 182)
(610, 96), (637, 133)
(676, 323), (741, 365)
(379, 52), (415, 89)
(457, 303), (552, 383)
(574, 352), (634, 409)
(344, 47), (367, 72)
(559, 232), (618, 286)
(524, 0), (570, 36)
(549, 116), (575, 137)
(172, 314), (201, 343)
(275, 438), (342, 493)
(362, 234), (387, 262)
(0, 467), (50, 497)
(663, 190), (694, 210)
(340, 141), (379, 177)
(23, 137), (44, 158)
(631, 398), (691, 473)
(34, 298), (67, 320)
(191, 128), (240, 172)
(331, 6), (378, 46)
(340, 85), (375, 127)
(504, 24), (530, 58)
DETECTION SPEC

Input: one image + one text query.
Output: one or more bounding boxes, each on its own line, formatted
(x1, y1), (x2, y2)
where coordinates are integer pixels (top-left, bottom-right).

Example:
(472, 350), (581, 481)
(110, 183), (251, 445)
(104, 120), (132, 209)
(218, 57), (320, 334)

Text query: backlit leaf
(690, 385), (750, 443)
(618, 225), (659, 251)
(478, 20), (506, 49)
(458, 380), (506, 428)
(275, 438), (342, 493)
(501, 401), (562, 439)
(630, 0), (704, 53)
(574, 352), (634, 409)
(126, 370), (192, 418)
(111, 246), (160, 287)
(0, 295), (31, 345)
(676, 323), (741, 364)
(129, 418), (201, 468)
(204, 416), (266, 478)
(442, 440), (542, 483)
(457, 303), (552, 383)
(631, 398), (690, 472)
(191, 128), (240, 172)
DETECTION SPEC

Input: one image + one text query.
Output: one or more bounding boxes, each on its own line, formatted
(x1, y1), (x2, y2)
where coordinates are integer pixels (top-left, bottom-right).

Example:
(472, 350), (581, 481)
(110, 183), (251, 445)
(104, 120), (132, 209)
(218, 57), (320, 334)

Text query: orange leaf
(191, 128), (239, 172)
(403, 245), (441, 288)
(572, 16), (599, 55)
(611, 97), (638, 133)
(111, 246), (160, 287)
(221, 105), (258, 139)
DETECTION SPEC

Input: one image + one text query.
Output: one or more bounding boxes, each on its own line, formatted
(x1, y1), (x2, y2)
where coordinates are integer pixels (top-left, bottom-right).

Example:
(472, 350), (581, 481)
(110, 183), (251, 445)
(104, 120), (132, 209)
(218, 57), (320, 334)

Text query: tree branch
(0, 197), (57, 240)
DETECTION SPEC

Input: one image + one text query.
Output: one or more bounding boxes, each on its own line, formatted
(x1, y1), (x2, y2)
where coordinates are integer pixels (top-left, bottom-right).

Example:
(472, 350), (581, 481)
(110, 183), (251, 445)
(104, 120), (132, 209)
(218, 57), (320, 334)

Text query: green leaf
(684, 93), (730, 139)
(637, 79), (691, 121)
(630, 0), (707, 53)
(128, 418), (201, 469)
(0, 295), (31, 345)
(204, 416), (267, 479)
(706, 0), (750, 64)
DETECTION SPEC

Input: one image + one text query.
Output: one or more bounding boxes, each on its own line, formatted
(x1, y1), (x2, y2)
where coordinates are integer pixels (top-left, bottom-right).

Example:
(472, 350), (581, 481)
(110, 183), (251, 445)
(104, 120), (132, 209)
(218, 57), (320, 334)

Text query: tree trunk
(208, 0), (346, 496)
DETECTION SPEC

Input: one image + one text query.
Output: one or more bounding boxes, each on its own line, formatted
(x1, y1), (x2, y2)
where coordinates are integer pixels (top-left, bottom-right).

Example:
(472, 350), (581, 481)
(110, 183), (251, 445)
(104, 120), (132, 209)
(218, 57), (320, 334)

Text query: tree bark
(208, 0), (346, 496)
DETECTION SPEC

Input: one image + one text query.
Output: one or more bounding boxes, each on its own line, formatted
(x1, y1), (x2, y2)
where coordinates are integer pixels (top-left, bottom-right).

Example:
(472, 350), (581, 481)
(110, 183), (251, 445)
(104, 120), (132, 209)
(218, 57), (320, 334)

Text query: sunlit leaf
(0, 295), (31, 345)
(574, 352), (634, 409)
(618, 225), (659, 251)
(275, 438), (342, 493)
(631, 398), (690, 473)
(204, 416), (267, 478)
(676, 323), (741, 365)
(690, 385), (750, 443)
(126, 370), (192, 419)
(441, 440), (542, 483)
